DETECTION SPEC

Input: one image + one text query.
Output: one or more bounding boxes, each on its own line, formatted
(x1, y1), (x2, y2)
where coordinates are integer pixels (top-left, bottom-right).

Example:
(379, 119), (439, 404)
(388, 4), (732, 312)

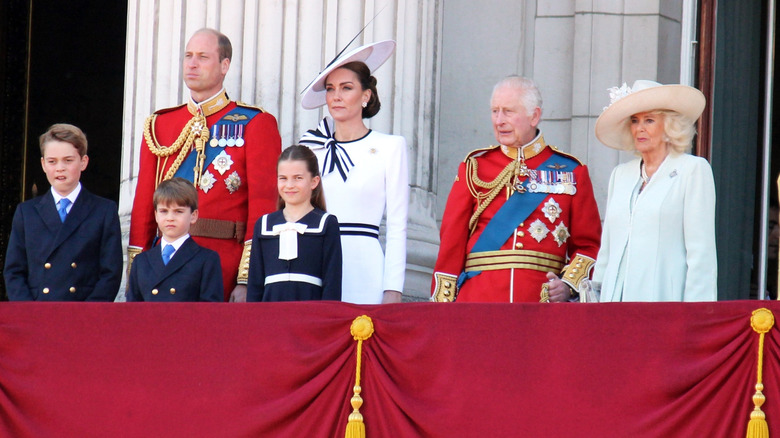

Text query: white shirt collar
(160, 234), (190, 254)
(51, 183), (82, 208)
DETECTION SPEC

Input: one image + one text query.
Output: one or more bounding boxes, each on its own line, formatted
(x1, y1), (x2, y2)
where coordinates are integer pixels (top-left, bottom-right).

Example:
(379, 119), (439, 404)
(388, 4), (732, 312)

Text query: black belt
(339, 223), (379, 239)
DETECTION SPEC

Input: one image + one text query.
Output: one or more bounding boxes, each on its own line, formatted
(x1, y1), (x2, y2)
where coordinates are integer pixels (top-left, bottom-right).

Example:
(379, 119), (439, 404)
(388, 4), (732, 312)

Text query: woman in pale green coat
(592, 80), (717, 302)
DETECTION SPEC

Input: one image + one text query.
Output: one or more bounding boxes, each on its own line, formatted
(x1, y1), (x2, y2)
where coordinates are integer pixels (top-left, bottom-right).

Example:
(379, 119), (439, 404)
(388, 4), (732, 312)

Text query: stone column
(119, 0), (441, 300)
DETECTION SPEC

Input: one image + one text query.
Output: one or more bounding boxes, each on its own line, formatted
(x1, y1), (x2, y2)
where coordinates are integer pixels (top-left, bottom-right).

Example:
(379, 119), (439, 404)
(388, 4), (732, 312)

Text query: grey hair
(492, 75), (543, 118)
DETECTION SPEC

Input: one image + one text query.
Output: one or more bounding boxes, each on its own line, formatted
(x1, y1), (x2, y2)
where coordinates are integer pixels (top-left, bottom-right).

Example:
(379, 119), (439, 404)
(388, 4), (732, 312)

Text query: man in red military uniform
(432, 76), (601, 303)
(129, 28), (281, 302)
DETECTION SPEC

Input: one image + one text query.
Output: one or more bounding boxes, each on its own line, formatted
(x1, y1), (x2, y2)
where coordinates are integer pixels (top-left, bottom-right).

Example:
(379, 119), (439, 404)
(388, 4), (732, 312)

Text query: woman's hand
(382, 290), (402, 304)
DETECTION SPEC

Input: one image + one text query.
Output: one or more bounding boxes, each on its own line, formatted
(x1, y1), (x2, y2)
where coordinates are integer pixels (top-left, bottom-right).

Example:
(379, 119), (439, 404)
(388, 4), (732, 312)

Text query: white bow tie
(271, 222), (308, 260)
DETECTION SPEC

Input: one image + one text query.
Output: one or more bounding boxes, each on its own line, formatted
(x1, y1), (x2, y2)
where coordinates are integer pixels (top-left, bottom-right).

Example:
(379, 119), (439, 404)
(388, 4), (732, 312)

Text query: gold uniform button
(568, 273), (575, 278)
(516, 231), (525, 237)
(515, 242), (524, 249)
(152, 289), (159, 295)
(69, 287), (76, 293)
(444, 281), (451, 288)
(170, 288), (176, 295)
(71, 263), (77, 268)
(43, 288), (50, 294)
(44, 263), (52, 269)
(519, 222), (525, 228)
(443, 290), (451, 297)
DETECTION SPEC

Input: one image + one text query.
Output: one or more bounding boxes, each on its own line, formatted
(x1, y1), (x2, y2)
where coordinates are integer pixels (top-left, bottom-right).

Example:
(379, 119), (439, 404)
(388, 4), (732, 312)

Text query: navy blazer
(4, 188), (122, 301)
(126, 237), (223, 302)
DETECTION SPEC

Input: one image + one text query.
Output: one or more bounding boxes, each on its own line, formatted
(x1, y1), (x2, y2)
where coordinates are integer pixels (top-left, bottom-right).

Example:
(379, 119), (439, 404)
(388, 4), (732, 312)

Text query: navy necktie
(58, 198), (71, 223)
(161, 244), (175, 265)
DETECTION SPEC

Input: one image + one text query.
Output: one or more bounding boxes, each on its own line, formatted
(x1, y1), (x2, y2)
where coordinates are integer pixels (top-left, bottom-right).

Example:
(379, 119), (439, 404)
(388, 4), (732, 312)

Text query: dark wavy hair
(334, 61), (381, 118)
(276, 145), (326, 211)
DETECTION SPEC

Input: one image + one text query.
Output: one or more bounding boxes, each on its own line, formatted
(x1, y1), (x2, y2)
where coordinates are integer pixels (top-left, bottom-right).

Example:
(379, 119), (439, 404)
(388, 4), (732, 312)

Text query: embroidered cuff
(127, 246), (142, 278)
(432, 272), (458, 302)
(560, 254), (596, 297)
(236, 240), (252, 285)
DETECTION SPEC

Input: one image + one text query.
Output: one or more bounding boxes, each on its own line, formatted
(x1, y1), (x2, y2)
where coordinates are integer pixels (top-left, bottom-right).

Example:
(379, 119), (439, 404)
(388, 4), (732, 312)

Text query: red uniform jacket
(129, 91), (281, 300)
(432, 134), (601, 302)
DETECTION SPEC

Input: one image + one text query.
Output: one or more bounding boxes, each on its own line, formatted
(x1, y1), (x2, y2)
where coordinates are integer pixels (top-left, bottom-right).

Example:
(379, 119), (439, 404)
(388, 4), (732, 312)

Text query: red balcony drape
(0, 301), (777, 437)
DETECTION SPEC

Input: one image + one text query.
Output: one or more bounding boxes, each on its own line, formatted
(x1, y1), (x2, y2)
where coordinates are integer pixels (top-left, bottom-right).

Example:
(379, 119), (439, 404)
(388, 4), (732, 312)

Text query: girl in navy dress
(247, 145), (342, 301)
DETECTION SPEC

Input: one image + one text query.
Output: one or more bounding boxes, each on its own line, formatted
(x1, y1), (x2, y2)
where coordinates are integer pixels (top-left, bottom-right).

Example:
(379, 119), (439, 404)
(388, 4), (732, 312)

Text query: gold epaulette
(432, 272), (458, 302)
(548, 145), (585, 166)
(236, 101), (266, 113)
(560, 254), (596, 295)
(236, 240), (252, 285)
(462, 145), (500, 163)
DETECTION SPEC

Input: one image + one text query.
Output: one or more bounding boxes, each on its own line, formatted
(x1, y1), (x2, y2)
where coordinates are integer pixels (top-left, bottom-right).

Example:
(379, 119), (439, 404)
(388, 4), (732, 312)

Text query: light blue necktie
(161, 244), (175, 266)
(58, 198), (71, 223)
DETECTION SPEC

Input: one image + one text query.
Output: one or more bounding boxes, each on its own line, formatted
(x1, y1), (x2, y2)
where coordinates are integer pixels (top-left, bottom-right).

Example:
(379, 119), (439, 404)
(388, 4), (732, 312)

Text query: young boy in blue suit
(126, 177), (223, 302)
(4, 124), (123, 301)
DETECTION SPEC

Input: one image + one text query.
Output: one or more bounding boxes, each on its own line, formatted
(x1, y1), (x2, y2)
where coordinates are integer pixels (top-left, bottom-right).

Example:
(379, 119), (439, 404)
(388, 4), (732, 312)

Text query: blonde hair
(650, 110), (697, 154)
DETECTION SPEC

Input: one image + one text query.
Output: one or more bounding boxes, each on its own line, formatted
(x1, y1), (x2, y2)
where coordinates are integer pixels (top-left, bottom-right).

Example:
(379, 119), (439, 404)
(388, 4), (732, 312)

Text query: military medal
(212, 150), (233, 175)
(528, 219), (550, 243)
(512, 177), (526, 193)
(542, 198), (562, 223)
(199, 170), (216, 193)
(227, 125), (236, 147)
(553, 222), (570, 247)
(235, 125), (245, 147)
(218, 125), (228, 147)
(209, 125), (219, 147)
(224, 171), (241, 194)
(511, 158), (529, 194)
(516, 161), (529, 177)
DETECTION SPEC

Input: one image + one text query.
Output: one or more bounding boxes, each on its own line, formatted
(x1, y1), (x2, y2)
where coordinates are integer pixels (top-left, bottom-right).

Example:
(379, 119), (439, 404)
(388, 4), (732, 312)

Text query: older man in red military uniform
(129, 28), (281, 302)
(432, 76), (601, 303)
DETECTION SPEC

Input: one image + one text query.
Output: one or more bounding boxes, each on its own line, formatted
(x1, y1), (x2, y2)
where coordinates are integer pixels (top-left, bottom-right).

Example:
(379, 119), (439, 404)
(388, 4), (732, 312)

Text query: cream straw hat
(595, 80), (705, 150)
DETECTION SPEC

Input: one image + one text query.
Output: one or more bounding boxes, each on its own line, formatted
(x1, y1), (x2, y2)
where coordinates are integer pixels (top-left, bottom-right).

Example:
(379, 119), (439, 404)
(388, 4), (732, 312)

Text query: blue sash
(174, 106), (261, 182)
(457, 152), (578, 288)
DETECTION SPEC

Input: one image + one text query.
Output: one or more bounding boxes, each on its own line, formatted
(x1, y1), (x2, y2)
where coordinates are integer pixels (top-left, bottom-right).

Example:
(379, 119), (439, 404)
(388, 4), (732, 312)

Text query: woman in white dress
(592, 80), (717, 302)
(300, 41), (408, 304)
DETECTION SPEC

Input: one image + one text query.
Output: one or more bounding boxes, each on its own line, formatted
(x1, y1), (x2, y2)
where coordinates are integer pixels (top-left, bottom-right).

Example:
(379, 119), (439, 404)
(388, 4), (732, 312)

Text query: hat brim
(301, 40), (396, 110)
(594, 85), (706, 151)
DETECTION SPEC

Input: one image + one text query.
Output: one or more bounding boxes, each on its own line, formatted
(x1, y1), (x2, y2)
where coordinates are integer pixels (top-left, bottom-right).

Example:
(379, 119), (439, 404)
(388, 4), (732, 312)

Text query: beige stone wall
(435, 0), (685, 218)
(119, 0), (687, 299)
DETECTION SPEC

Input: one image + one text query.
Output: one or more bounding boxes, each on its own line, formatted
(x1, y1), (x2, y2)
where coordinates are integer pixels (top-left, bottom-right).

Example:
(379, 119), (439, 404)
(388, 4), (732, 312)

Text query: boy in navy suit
(4, 123), (122, 301)
(126, 177), (223, 302)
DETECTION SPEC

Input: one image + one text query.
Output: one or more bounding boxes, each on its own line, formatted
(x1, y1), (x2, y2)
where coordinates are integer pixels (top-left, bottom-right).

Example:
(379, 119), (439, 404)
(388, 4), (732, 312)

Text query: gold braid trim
(236, 240), (252, 285)
(143, 112), (209, 186)
(432, 272), (458, 302)
(126, 246), (142, 283)
(465, 157), (518, 233)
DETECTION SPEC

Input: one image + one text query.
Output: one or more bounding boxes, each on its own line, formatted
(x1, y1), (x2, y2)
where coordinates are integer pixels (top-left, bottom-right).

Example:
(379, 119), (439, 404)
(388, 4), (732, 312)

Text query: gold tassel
(747, 308), (775, 438)
(345, 315), (374, 438)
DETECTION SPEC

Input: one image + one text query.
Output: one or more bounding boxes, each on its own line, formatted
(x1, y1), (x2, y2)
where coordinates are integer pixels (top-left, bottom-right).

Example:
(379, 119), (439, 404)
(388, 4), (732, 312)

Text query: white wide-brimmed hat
(594, 80), (706, 150)
(300, 40), (396, 110)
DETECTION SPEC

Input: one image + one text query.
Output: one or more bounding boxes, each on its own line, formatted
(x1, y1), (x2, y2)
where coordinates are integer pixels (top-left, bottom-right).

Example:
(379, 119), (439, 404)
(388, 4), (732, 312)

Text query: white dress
(300, 118), (409, 304)
(592, 152), (717, 302)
